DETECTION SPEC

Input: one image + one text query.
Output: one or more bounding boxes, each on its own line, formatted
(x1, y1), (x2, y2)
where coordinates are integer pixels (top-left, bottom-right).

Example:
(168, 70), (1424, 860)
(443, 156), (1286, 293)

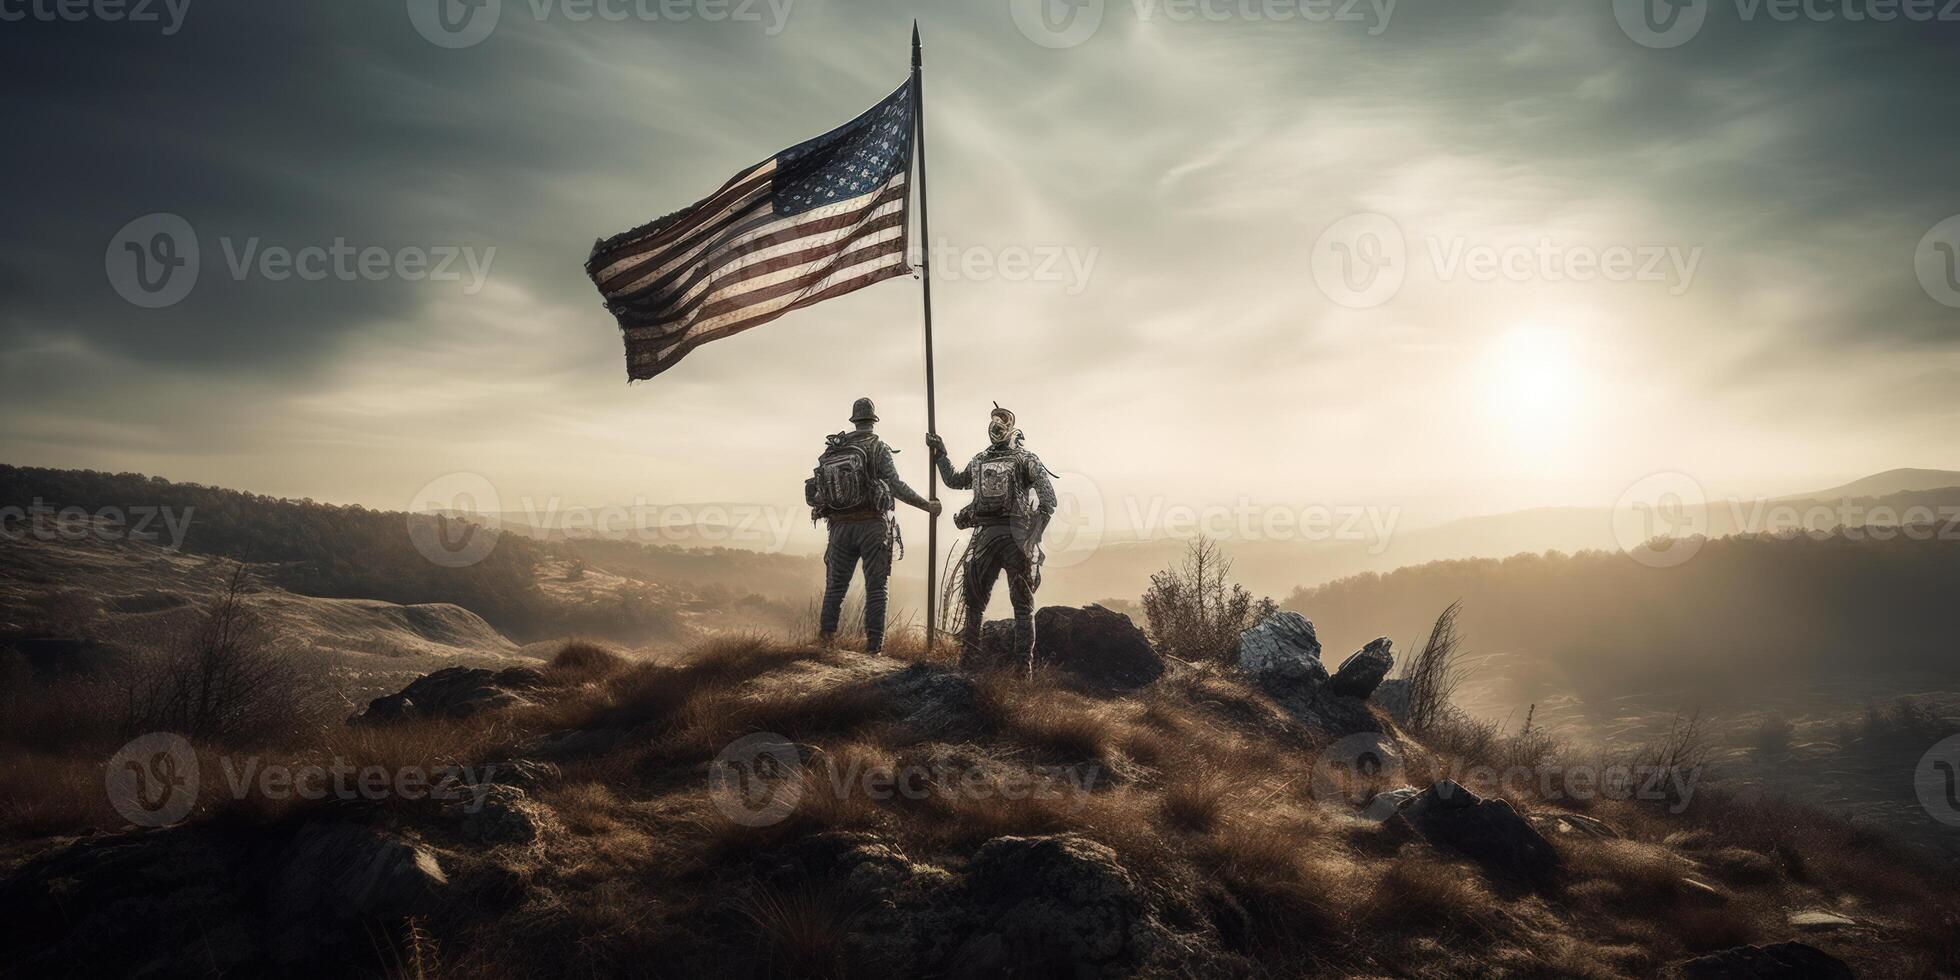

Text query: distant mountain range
(1040, 468), (1960, 605)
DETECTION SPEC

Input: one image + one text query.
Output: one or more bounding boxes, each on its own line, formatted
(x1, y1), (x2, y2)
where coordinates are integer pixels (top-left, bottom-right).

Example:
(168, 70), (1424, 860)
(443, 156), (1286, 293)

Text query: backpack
(972, 450), (1029, 520)
(806, 433), (877, 514)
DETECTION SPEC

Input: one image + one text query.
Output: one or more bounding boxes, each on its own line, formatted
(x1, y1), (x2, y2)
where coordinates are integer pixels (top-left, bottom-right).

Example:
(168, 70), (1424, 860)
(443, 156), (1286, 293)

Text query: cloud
(0, 0), (1956, 522)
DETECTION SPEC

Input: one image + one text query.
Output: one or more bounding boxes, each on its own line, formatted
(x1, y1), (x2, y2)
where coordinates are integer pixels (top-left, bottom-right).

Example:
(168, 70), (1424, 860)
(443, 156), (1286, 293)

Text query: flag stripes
(586, 82), (915, 381)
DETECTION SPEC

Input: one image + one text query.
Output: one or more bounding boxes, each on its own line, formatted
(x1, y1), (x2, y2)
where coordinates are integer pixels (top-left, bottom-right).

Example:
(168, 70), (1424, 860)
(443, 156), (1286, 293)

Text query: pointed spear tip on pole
(912, 21), (922, 66)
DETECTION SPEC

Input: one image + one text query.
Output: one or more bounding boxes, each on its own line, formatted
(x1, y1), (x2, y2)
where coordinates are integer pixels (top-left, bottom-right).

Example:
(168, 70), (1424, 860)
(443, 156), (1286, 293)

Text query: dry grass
(729, 882), (868, 980)
(974, 673), (1121, 764)
(1402, 599), (1467, 733)
(7, 629), (1960, 980)
(543, 639), (630, 684)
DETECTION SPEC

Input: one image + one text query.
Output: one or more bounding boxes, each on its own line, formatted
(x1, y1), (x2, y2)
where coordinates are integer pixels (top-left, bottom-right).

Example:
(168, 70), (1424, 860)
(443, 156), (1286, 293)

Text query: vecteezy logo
(1915, 734), (1960, 827)
(408, 0), (502, 49)
(1310, 213), (1405, 309)
(1612, 471), (1709, 568)
(709, 732), (802, 826)
(105, 213), (199, 309)
(1310, 732), (1405, 805)
(1010, 0), (1105, 49)
(106, 733), (199, 828)
(1914, 214), (1960, 310)
(1614, 0), (1708, 49)
(406, 472), (504, 568)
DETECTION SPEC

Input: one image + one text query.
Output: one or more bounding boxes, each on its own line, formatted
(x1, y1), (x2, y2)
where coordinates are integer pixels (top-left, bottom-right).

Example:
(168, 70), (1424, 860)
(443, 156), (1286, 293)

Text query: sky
(3, 0), (1959, 555)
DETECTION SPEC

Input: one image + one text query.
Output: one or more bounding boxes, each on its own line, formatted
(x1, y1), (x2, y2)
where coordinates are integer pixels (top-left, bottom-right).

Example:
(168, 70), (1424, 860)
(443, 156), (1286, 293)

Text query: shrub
(120, 565), (321, 746)
(1140, 537), (1276, 665)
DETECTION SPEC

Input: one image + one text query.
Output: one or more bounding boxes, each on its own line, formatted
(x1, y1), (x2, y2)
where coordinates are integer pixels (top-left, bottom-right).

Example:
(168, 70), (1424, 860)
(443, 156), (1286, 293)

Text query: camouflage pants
(960, 523), (1035, 672)
(820, 519), (893, 652)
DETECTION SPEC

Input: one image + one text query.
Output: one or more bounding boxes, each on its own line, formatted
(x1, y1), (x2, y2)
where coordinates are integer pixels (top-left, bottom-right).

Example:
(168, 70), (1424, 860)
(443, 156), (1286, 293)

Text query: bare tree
(124, 564), (311, 745)
(1141, 537), (1276, 665)
(1402, 600), (1466, 733)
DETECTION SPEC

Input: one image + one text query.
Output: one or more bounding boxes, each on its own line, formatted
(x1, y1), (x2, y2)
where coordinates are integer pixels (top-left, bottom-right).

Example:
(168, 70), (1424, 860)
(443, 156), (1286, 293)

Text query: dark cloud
(0, 0), (1955, 506)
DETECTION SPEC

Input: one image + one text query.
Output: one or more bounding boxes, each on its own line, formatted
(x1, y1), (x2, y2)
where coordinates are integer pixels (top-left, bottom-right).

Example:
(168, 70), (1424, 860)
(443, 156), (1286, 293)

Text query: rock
(1236, 611), (1327, 686)
(351, 664), (539, 726)
(0, 828), (259, 977)
(1787, 909), (1856, 931)
(755, 831), (962, 976)
(1530, 812), (1621, 840)
(438, 782), (556, 845)
(273, 822), (448, 918)
(1232, 612), (1387, 735)
(1034, 604), (1165, 692)
(1397, 780), (1562, 882)
(955, 833), (1168, 977)
(973, 605), (1165, 693)
(1673, 941), (1854, 979)
(1373, 678), (1411, 721)
(1328, 637), (1394, 698)
(874, 663), (986, 739)
(1361, 786), (1420, 822)
(440, 757), (562, 790)
(269, 822), (449, 965)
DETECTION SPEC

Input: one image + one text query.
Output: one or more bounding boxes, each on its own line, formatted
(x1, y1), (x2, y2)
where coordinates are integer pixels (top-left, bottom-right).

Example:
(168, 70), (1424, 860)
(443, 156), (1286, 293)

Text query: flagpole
(911, 22), (940, 657)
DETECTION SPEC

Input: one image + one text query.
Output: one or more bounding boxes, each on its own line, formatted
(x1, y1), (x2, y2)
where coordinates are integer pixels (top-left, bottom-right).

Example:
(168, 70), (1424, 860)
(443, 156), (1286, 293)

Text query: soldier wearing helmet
(927, 404), (1057, 673)
(807, 397), (940, 653)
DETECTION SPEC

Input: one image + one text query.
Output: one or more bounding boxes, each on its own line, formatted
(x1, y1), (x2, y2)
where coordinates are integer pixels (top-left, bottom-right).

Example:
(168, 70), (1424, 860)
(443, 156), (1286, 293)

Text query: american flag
(586, 81), (915, 381)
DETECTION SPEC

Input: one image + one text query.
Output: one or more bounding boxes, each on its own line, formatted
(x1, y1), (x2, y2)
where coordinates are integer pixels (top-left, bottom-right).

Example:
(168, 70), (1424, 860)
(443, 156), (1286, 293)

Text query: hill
(1041, 469), (1960, 607)
(1, 632), (1950, 978)
(1284, 529), (1960, 706)
(0, 463), (819, 648)
(1785, 467), (1960, 500)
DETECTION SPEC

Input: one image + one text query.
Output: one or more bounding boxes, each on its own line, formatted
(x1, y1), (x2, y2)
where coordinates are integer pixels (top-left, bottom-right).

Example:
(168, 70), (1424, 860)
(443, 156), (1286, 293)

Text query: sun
(1480, 324), (1587, 449)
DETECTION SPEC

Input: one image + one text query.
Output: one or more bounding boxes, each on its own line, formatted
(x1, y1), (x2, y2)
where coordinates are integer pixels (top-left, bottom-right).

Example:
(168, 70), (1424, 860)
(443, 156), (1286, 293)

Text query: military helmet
(850, 397), (879, 423)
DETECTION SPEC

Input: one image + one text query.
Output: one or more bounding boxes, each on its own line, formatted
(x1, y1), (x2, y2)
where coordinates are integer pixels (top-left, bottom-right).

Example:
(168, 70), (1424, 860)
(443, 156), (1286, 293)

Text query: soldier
(807, 397), (940, 653)
(927, 404), (1056, 673)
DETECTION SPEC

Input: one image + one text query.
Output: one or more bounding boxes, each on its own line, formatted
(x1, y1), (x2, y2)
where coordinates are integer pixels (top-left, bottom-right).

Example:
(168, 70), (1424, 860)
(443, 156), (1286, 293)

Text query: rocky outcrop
(875, 662), (987, 739)
(974, 605), (1165, 693)
(1235, 612), (1389, 736)
(1672, 941), (1854, 979)
(1373, 678), (1411, 721)
(0, 828), (261, 977)
(1393, 780), (1562, 882)
(755, 831), (964, 976)
(954, 833), (1173, 977)
(751, 830), (1211, 977)
(1329, 637), (1394, 698)
(437, 782), (556, 846)
(351, 664), (546, 726)
(1361, 786), (1421, 821)
(1236, 611), (1327, 686)
(269, 822), (451, 963)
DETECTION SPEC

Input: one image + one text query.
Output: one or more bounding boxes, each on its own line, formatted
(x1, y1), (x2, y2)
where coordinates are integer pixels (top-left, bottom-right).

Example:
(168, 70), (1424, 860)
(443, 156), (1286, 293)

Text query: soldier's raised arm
(927, 433), (972, 489)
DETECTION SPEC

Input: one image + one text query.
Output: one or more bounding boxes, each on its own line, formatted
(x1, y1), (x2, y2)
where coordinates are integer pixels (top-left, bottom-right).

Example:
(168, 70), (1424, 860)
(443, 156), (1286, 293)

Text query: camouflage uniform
(818, 399), (933, 653)
(931, 408), (1057, 671)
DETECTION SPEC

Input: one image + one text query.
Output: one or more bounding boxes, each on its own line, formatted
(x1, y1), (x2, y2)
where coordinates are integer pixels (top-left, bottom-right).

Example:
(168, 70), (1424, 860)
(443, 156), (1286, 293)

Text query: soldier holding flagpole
(584, 24), (951, 655)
